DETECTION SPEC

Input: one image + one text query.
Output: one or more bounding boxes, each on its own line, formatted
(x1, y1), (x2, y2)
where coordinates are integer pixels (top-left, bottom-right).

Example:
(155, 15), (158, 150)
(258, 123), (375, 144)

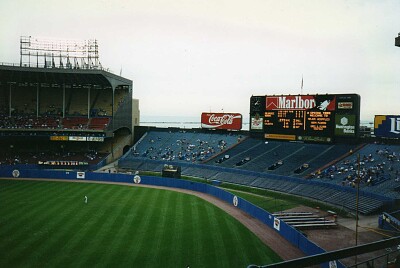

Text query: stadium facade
(0, 37), (137, 169)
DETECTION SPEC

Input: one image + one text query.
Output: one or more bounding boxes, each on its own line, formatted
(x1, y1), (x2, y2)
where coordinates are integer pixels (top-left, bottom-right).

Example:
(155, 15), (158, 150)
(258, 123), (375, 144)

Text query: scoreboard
(250, 94), (360, 142)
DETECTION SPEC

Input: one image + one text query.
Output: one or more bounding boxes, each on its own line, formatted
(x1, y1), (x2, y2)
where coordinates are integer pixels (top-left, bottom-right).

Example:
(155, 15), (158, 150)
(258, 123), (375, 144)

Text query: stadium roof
(0, 64), (132, 89)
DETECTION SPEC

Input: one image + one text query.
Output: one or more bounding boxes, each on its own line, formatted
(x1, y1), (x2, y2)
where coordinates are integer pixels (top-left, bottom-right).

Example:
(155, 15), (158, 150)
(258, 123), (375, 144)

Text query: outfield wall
(0, 166), (344, 268)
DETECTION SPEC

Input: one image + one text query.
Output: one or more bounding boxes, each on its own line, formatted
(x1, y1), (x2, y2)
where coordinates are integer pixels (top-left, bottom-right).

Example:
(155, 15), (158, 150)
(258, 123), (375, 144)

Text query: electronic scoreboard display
(250, 94), (360, 142)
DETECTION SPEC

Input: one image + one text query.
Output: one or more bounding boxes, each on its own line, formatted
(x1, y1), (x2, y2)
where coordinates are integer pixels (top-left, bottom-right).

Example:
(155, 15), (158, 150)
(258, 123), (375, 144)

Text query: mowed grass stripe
(129, 189), (166, 266)
(83, 185), (139, 267)
(193, 198), (218, 264)
(0, 180), (64, 222)
(203, 204), (227, 267)
(72, 184), (139, 268)
(146, 190), (172, 267)
(28, 184), (117, 267)
(0, 181), (89, 262)
(187, 194), (210, 267)
(0, 180), (41, 199)
(181, 195), (193, 266)
(214, 205), (245, 268)
(6, 182), (101, 266)
(49, 184), (128, 267)
(117, 187), (152, 267)
(118, 188), (161, 265)
(190, 195), (206, 266)
(168, 191), (185, 266)
(214, 209), (243, 267)
(223, 216), (249, 263)
(0, 181), (282, 267)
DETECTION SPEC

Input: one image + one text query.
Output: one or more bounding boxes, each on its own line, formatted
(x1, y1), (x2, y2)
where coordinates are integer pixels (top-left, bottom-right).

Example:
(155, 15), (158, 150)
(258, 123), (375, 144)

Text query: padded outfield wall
(0, 166), (344, 268)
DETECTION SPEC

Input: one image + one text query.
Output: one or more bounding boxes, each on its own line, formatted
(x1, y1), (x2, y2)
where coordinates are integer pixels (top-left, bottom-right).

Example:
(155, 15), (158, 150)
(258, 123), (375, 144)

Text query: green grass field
(0, 179), (282, 267)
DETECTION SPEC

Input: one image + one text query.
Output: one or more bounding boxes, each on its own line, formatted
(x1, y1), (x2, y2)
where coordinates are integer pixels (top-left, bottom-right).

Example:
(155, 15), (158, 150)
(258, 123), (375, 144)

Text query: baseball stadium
(0, 36), (400, 268)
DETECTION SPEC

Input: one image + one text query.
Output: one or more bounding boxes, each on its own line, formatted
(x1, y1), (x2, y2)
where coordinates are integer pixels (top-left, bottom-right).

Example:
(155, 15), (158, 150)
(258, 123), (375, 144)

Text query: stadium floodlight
(396, 32), (400, 47)
(19, 36), (102, 69)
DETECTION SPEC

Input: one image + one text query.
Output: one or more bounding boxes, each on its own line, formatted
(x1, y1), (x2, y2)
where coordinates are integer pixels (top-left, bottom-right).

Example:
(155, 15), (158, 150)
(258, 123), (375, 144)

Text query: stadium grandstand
(119, 94), (400, 216)
(0, 36), (138, 170)
(119, 129), (400, 215)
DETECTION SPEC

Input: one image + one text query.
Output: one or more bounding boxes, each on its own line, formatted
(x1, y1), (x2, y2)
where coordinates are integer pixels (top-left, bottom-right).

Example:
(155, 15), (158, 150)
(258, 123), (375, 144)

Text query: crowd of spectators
(0, 114), (60, 129)
(0, 114), (110, 130)
(0, 149), (106, 165)
(315, 145), (400, 189)
(132, 130), (236, 163)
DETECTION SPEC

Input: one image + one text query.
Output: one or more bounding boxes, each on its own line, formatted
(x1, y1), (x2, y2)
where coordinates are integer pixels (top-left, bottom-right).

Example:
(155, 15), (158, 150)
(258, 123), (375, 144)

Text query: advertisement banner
(374, 115), (400, 138)
(69, 136), (87, 141)
(266, 95), (336, 111)
(265, 133), (296, 141)
(38, 160), (89, 166)
(337, 102), (353, 110)
(201, 113), (242, 130)
(87, 137), (105, 142)
(273, 217), (281, 231)
(250, 115), (263, 131)
(50, 136), (68, 141)
(334, 114), (356, 136)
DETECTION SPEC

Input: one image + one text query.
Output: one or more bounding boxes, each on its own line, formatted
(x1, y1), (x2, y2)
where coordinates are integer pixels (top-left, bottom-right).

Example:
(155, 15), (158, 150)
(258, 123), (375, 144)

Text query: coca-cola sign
(201, 113), (242, 130)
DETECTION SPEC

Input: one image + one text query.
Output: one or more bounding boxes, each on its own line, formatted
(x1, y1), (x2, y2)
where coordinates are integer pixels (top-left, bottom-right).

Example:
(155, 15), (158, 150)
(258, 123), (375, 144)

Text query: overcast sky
(1, 0), (399, 122)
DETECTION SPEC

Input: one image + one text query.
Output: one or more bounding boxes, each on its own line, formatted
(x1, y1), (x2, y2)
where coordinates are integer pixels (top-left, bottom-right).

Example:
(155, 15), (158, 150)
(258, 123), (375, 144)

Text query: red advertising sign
(201, 113), (242, 130)
(266, 95), (336, 111)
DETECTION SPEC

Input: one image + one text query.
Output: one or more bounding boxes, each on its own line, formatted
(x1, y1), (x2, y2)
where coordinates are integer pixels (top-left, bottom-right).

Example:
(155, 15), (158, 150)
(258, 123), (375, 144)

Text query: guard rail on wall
(118, 158), (396, 204)
(0, 167), (344, 268)
(379, 211), (400, 232)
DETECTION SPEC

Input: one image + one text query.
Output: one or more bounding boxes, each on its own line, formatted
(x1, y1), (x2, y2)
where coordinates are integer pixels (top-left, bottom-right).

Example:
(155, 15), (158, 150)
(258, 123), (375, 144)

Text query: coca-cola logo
(208, 114), (236, 125)
(201, 113), (242, 130)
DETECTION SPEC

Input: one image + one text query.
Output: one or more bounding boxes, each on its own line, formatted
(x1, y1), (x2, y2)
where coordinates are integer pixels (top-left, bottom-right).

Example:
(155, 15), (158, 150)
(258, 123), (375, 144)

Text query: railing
(0, 62), (113, 73)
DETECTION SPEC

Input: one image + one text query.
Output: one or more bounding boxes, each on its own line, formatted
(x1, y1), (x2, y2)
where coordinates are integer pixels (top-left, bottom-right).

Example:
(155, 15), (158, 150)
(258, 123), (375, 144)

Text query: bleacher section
(316, 143), (400, 200)
(62, 117), (89, 129)
(131, 129), (241, 163)
(208, 139), (355, 177)
(273, 212), (337, 229)
(0, 115), (111, 131)
(88, 117), (111, 130)
(119, 130), (400, 215)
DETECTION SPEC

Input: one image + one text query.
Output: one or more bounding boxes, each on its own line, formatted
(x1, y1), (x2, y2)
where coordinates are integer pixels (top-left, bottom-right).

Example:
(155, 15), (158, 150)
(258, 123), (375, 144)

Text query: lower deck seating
(88, 117), (111, 130)
(119, 133), (399, 215)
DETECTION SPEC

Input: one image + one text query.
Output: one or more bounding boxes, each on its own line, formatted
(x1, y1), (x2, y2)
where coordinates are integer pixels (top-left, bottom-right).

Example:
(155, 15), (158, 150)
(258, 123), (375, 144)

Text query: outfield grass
(0, 179), (282, 267)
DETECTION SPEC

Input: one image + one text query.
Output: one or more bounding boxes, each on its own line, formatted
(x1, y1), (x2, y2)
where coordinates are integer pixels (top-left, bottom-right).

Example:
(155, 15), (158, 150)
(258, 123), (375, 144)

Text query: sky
(0, 0), (399, 122)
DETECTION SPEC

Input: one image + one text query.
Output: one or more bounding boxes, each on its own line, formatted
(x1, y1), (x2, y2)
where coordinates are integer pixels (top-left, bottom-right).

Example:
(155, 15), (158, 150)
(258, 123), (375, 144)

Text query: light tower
(19, 36), (102, 69)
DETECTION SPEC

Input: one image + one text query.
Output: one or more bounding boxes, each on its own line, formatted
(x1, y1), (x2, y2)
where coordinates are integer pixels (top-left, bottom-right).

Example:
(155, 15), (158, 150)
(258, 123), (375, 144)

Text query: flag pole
(301, 75), (303, 95)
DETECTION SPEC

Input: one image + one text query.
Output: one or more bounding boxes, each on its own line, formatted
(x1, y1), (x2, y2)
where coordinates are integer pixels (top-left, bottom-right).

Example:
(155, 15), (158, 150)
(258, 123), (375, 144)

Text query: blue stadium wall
(379, 211), (400, 233)
(0, 166), (345, 268)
